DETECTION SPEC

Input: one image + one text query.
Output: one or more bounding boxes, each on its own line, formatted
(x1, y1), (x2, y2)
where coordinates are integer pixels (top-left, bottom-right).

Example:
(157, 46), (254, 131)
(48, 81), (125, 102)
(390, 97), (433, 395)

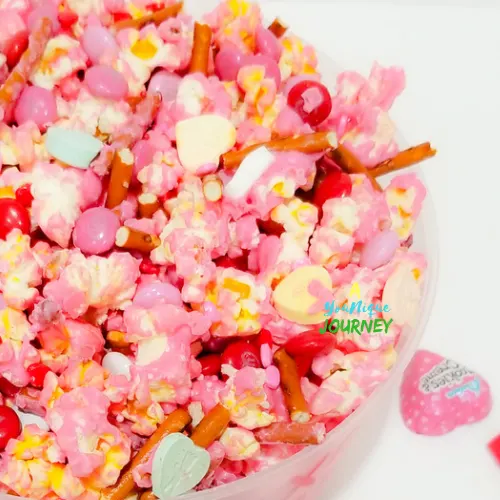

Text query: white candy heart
(382, 262), (421, 328)
(152, 433), (210, 498)
(175, 114), (236, 173)
(224, 146), (275, 200)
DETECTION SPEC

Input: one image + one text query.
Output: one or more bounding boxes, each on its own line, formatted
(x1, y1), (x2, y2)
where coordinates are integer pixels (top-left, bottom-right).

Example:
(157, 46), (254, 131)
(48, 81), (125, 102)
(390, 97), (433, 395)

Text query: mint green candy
(151, 433), (210, 498)
(45, 127), (103, 169)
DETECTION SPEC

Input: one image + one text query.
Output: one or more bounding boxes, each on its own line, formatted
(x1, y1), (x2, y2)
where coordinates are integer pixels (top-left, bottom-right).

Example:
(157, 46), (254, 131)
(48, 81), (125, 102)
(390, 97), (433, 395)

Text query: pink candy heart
(400, 350), (492, 436)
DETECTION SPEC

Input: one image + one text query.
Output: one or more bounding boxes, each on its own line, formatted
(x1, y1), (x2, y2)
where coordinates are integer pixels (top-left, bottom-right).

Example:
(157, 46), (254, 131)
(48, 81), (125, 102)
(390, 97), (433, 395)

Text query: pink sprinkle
(265, 365), (280, 389)
(260, 344), (272, 368)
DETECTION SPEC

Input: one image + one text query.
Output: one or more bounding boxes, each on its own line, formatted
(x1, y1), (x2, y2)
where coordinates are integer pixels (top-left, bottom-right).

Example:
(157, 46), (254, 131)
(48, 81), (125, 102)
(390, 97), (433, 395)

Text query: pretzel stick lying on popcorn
(221, 132), (337, 169)
(268, 18), (288, 38)
(370, 142), (437, 177)
(138, 193), (161, 218)
(100, 408), (191, 500)
(115, 227), (161, 253)
(112, 2), (184, 31)
(139, 404), (231, 500)
(274, 349), (311, 423)
(330, 144), (383, 192)
(106, 148), (134, 209)
(189, 22), (212, 75)
(0, 17), (52, 119)
(254, 421), (326, 445)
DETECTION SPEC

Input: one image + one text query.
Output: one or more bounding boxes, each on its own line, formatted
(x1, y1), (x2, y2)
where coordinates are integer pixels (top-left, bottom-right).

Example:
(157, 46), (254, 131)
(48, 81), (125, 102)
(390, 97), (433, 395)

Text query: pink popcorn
(309, 226), (355, 271)
(204, 0), (262, 54)
(43, 251), (140, 319)
(0, 121), (43, 170)
(191, 376), (226, 413)
(308, 347), (397, 417)
(31, 163), (85, 247)
(385, 173), (427, 241)
(279, 35), (318, 81)
(157, 13), (195, 71)
(0, 229), (43, 310)
(220, 427), (260, 460)
(219, 366), (275, 429)
(0, 8), (26, 53)
(46, 387), (131, 488)
(227, 215), (260, 258)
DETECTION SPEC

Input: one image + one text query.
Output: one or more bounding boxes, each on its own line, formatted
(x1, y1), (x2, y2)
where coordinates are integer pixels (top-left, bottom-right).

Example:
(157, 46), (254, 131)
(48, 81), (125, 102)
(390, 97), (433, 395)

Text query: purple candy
(360, 230), (400, 269)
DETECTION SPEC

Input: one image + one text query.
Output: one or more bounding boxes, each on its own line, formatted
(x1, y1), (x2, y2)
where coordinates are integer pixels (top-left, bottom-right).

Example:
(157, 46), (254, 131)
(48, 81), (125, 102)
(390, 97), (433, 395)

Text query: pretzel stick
(139, 404), (230, 500)
(267, 18), (288, 38)
(0, 17), (52, 118)
(202, 174), (223, 202)
(254, 421), (326, 445)
(371, 142), (437, 177)
(100, 408), (191, 500)
(112, 2), (183, 31)
(138, 193), (161, 218)
(188, 23), (212, 75)
(106, 330), (130, 349)
(115, 227), (160, 253)
(221, 132), (337, 169)
(273, 348), (311, 423)
(106, 148), (134, 209)
(330, 145), (382, 192)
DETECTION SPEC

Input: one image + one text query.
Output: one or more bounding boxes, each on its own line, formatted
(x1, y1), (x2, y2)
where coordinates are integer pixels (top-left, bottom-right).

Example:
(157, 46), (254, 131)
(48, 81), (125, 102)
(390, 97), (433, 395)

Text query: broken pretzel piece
(268, 18), (288, 38)
(112, 2), (183, 31)
(115, 227), (160, 253)
(188, 22), (212, 75)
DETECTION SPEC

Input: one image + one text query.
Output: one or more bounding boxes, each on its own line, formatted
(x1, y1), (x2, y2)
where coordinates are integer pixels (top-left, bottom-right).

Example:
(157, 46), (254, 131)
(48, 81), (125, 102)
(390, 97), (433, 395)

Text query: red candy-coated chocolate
(255, 329), (273, 349)
(139, 257), (161, 275)
(0, 199), (31, 240)
(15, 184), (34, 208)
(257, 219), (285, 236)
(5, 30), (29, 69)
(0, 377), (21, 398)
(312, 170), (352, 210)
(287, 80), (332, 126)
(214, 254), (248, 271)
(203, 336), (231, 354)
(488, 435), (500, 465)
(0, 406), (21, 450)
(221, 341), (261, 370)
(27, 363), (51, 389)
(284, 329), (335, 358)
(294, 355), (313, 378)
(198, 354), (222, 376)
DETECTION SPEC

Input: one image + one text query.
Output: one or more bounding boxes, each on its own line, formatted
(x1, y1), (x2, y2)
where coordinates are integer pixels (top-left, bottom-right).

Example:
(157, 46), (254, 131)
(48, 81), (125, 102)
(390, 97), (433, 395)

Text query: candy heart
(224, 146), (275, 200)
(175, 115), (236, 173)
(400, 350), (492, 436)
(152, 432), (210, 498)
(272, 265), (332, 325)
(14, 409), (49, 431)
(102, 352), (132, 380)
(45, 127), (103, 169)
(382, 261), (422, 328)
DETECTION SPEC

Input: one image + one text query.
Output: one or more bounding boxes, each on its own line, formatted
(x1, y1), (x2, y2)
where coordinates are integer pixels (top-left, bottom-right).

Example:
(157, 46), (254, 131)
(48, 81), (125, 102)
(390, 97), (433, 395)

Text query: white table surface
(258, 2), (500, 499)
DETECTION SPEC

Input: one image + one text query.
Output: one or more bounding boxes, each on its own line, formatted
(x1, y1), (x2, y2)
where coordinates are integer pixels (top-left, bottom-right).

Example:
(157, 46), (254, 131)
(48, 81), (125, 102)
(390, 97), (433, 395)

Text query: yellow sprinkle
(412, 268), (421, 280)
(131, 38), (158, 60)
(223, 278), (251, 299)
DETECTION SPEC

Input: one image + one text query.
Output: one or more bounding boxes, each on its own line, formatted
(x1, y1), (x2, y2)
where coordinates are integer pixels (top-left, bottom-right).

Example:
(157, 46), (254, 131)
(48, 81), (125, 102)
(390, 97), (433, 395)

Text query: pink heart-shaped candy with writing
(400, 350), (492, 436)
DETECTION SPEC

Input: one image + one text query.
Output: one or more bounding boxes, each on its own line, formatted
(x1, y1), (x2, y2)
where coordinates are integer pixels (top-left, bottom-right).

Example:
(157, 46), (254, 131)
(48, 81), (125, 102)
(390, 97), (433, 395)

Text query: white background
(259, 2), (500, 499)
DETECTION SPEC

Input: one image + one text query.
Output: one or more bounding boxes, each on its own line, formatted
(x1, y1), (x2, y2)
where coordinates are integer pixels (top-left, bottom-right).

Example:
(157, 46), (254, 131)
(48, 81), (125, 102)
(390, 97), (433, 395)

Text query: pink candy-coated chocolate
(84, 65), (129, 101)
(264, 365), (280, 389)
(215, 45), (246, 81)
(260, 344), (272, 368)
(81, 170), (103, 209)
(81, 25), (119, 65)
(255, 26), (282, 62)
(133, 282), (183, 308)
(14, 86), (57, 130)
(148, 70), (181, 102)
(359, 230), (399, 269)
(72, 207), (120, 255)
(400, 350), (492, 436)
(243, 54), (281, 88)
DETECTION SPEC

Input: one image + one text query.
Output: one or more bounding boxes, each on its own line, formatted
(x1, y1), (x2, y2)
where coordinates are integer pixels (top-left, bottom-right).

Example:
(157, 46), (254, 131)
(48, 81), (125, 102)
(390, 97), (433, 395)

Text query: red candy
(255, 329), (273, 349)
(4, 30), (29, 69)
(488, 435), (500, 465)
(58, 10), (78, 30)
(0, 406), (21, 451)
(221, 341), (261, 370)
(257, 219), (285, 236)
(203, 336), (231, 354)
(284, 329), (335, 358)
(198, 354), (222, 376)
(15, 184), (34, 208)
(214, 254), (248, 271)
(287, 80), (332, 126)
(312, 170), (352, 210)
(294, 355), (313, 378)
(0, 199), (31, 240)
(27, 363), (51, 389)
(139, 257), (161, 275)
(0, 376), (21, 398)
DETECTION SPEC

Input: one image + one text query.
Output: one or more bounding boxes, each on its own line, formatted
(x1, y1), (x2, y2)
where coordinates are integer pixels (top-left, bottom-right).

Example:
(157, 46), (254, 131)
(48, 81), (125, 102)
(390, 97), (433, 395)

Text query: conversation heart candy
(175, 115), (236, 173)
(45, 127), (103, 169)
(224, 146), (275, 200)
(273, 265), (332, 325)
(152, 432), (210, 498)
(382, 261), (421, 328)
(400, 350), (492, 436)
